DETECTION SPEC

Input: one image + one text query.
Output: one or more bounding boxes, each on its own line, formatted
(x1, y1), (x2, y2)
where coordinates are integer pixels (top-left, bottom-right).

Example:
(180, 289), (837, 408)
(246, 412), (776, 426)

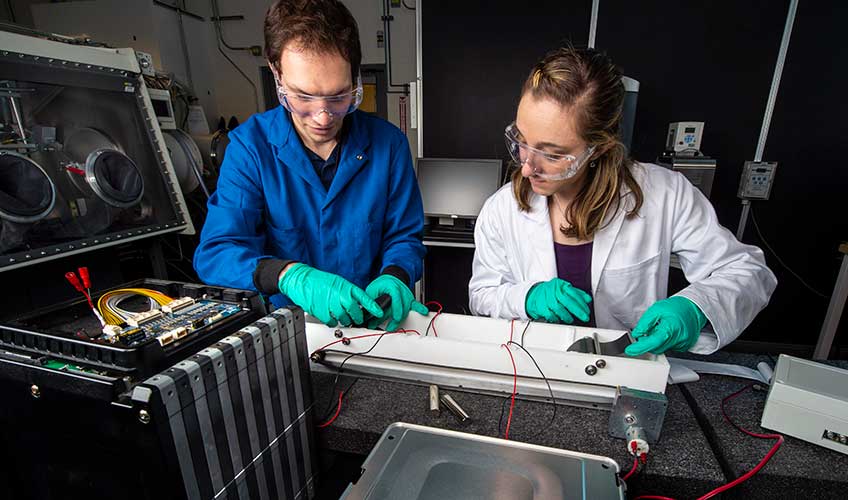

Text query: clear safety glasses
(504, 122), (596, 181)
(271, 68), (363, 119)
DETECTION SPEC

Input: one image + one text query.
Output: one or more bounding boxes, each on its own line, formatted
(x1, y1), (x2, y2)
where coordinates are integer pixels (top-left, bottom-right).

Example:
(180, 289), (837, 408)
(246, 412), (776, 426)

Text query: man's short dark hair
(264, 0), (362, 80)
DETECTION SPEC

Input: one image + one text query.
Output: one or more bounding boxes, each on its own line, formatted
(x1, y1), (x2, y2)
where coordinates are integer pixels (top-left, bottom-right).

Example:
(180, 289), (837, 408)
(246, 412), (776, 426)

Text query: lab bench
(311, 352), (848, 499)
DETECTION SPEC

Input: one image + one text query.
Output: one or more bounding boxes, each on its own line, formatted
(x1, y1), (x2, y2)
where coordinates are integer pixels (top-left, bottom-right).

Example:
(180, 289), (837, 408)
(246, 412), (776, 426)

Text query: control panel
(666, 121), (704, 153)
(738, 161), (778, 200)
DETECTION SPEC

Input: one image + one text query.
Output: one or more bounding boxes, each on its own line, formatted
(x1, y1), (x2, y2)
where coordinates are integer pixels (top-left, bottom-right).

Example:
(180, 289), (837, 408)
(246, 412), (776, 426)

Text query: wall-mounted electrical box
(738, 161), (778, 200)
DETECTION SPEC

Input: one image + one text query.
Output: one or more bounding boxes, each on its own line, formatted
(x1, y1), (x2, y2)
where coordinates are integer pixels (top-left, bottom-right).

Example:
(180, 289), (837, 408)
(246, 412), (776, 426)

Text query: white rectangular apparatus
(305, 312), (670, 407)
(761, 354), (848, 455)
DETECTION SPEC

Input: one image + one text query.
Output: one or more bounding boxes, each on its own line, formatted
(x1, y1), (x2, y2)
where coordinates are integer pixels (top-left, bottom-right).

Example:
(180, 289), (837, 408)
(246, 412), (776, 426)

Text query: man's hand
(278, 263), (382, 327)
(365, 274), (428, 331)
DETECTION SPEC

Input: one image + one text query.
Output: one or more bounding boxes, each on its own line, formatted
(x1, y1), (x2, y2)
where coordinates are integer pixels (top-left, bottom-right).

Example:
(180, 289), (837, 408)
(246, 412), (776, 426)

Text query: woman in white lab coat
(469, 47), (777, 355)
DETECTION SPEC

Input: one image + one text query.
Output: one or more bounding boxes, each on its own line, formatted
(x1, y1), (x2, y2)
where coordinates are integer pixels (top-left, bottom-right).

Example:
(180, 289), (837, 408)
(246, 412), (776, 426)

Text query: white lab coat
(469, 162), (777, 354)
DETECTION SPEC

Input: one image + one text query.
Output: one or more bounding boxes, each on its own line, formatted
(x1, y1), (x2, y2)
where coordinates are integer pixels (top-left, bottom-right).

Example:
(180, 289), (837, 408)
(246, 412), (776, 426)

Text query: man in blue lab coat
(195, 0), (426, 330)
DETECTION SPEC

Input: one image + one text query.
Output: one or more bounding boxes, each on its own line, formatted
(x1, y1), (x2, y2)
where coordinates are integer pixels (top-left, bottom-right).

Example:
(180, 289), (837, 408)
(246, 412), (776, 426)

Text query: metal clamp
(608, 387), (667, 443)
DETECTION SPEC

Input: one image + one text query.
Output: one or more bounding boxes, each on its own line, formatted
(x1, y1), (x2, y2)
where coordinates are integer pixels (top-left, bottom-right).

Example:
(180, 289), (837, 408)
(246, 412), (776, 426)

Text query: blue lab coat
(194, 107), (425, 308)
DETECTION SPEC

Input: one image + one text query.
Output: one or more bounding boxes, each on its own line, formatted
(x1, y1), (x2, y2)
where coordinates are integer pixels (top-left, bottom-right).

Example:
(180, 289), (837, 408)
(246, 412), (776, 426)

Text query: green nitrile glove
(524, 278), (592, 324)
(278, 263), (382, 327)
(365, 274), (429, 331)
(625, 296), (707, 356)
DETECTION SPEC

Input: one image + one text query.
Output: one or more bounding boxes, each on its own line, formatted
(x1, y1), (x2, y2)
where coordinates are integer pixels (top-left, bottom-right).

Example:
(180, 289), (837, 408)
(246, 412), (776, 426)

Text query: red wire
(695, 384), (784, 500)
(621, 456), (639, 482)
(81, 290), (97, 312)
(311, 330), (418, 357)
(634, 384), (784, 500)
(425, 301), (443, 337)
(501, 343), (518, 440)
(317, 390), (343, 428)
(425, 300), (443, 312)
(314, 330), (425, 428)
(509, 318), (515, 343)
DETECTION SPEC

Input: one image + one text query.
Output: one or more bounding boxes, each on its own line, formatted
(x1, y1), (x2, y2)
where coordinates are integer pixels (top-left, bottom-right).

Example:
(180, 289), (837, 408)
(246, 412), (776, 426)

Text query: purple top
(554, 241), (595, 327)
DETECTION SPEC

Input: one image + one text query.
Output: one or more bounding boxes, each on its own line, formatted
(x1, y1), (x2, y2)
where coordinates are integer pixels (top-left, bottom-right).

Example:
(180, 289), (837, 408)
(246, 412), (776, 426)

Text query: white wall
(26, 0), (418, 141)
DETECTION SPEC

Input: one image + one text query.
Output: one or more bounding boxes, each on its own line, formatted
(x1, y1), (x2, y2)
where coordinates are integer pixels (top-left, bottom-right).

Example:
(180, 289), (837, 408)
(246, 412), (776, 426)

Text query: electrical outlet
(738, 161), (777, 200)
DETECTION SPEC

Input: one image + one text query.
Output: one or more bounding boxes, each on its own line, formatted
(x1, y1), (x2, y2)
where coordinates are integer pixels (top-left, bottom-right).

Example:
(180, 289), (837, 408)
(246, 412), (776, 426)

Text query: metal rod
(755, 0), (798, 162)
(7, 95), (27, 144)
(737, 0), (797, 241)
(415, 0), (423, 158)
(588, 0), (600, 48)
(440, 393), (469, 422)
(813, 250), (848, 360)
(211, 15), (244, 22)
(736, 199), (750, 241)
(175, 0), (194, 90)
(210, 0), (253, 52)
(152, 0), (204, 21)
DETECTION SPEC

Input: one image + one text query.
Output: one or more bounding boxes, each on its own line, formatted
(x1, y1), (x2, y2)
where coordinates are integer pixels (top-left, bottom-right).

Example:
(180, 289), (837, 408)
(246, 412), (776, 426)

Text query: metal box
(0, 306), (316, 499)
(761, 354), (848, 455)
(343, 422), (625, 499)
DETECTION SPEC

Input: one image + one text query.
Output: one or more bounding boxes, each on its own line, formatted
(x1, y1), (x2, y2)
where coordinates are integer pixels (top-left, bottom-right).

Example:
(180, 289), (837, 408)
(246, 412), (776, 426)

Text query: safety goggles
(271, 68), (363, 119)
(504, 122), (595, 181)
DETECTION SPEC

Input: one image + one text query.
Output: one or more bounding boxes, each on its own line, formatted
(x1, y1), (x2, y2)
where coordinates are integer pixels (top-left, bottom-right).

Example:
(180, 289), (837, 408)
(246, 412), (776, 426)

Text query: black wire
(497, 394), (511, 436)
(319, 332), (391, 420)
(401, 0), (416, 9)
(382, 0), (408, 91)
(519, 320), (533, 347)
(507, 341), (557, 426)
(6, 0), (16, 23)
(749, 206), (828, 298)
(424, 308), (439, 336)
(321, 378), (359, 422)
(425, 315), (434, 336)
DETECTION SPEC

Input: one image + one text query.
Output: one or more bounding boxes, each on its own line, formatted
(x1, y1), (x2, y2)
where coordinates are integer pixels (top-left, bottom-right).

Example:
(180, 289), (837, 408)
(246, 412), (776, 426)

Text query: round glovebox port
(85, 149), (144, 208)
(0, 151), (56, 223)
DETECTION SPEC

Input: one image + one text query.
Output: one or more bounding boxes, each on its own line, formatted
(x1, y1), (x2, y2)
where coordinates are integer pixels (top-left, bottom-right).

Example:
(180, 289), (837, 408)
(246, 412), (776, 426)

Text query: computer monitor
(416, 158), (502, 219)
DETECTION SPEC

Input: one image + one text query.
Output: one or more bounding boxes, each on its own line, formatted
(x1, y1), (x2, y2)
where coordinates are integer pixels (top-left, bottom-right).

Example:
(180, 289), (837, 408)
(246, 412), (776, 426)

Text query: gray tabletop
(311, 352), (848, 499)
(311, 373), (724, 498)
(674, 352), (848, 499)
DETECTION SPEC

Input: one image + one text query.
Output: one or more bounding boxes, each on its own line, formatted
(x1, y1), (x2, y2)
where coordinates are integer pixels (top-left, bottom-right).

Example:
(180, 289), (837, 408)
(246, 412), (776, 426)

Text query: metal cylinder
(439, 393), (469, 423)
(429, 385), (440, 415)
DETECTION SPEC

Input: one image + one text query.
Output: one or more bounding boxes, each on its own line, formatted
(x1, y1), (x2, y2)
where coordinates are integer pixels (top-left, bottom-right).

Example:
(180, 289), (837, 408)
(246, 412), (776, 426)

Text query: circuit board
(109, 298), (243, 347)
(42, 359), (111, 376)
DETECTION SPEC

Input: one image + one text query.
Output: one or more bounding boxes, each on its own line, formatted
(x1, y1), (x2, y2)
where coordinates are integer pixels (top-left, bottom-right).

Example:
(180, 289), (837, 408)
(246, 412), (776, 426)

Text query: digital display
(685, 127), (697, 133)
